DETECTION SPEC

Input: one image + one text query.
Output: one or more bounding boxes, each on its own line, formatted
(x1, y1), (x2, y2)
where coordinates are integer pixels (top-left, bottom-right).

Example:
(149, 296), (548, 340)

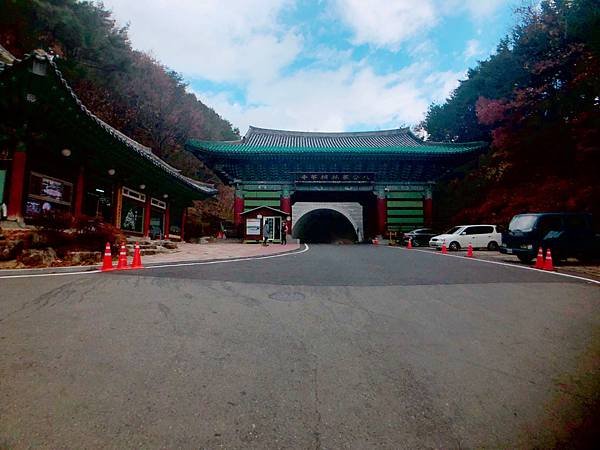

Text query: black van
(500, 213), (599, 263)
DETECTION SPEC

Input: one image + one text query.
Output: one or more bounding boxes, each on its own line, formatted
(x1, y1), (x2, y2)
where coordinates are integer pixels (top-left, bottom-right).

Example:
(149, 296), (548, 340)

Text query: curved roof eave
(186, 140), (487, 157)
(4, 52), (217, 198)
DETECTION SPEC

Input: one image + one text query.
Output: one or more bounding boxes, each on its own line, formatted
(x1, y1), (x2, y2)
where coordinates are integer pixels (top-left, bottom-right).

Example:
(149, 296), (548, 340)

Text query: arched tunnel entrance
(293, 209), (358, 243)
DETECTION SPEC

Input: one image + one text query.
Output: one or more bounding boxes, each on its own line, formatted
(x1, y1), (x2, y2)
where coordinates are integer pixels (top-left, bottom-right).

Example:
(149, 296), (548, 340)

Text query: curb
(140, 244), (309, 270)
(0, 245), (305, 277)
(0, 265), (100, 276)
(404, 246), (600, 283)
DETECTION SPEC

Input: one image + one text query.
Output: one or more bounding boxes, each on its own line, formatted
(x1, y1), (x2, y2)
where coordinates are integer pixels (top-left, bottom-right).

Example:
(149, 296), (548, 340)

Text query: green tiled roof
(188, 141), (484, 156)
(187, 126), (485, 157)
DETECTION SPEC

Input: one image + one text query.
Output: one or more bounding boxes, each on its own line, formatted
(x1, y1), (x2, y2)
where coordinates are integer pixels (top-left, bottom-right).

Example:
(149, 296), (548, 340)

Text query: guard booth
(241, 206), (289, 243)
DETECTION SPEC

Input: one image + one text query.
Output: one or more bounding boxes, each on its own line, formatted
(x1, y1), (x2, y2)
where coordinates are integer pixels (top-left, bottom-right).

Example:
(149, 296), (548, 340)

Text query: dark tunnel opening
(293, 209), (358, 243)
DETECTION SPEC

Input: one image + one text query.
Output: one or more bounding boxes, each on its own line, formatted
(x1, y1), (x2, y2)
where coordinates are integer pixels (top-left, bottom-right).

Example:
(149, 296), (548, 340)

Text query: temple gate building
(187, 126), (485, 242)
(0, 51), (215, 240)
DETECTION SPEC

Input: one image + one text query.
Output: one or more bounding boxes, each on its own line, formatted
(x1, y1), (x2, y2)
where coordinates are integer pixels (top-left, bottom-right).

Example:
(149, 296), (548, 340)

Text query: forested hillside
(0, 0), (239, 186)
(422, 0), (600, 227)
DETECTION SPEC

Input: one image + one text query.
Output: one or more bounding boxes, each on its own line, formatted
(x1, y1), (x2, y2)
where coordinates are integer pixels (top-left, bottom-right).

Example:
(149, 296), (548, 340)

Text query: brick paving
(136, 241), (301, 265)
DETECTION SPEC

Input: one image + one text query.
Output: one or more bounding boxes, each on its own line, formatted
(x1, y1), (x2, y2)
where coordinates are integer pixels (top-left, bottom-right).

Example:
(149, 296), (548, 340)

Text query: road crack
(312, 353), (322, 450)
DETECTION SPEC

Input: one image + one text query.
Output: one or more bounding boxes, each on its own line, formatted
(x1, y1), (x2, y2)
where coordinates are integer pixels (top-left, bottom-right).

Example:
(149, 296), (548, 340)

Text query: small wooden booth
(241, 206), (289, 243)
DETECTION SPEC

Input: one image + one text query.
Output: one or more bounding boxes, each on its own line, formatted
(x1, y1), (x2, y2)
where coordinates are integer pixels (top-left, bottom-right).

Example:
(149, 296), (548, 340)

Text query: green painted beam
(387, 200), (423, 208)
(0, 169), (6, 203)
(387, 217), (424, 224)
(387, 209), (423, 216)
(386, 191), (424, 199)
(244, 199), (281, 207)
(244, 191), (281, 198)
(241, 184), (285, 190)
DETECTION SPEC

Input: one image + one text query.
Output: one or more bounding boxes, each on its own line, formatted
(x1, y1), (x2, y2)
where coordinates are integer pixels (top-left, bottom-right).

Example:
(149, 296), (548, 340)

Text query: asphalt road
(1, 245), (599, 448)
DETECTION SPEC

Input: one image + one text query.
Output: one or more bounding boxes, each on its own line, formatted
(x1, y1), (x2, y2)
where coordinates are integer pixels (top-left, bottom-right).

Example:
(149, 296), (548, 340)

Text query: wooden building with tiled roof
(187, 126), (485, 242)
(0, 50), (216, 240)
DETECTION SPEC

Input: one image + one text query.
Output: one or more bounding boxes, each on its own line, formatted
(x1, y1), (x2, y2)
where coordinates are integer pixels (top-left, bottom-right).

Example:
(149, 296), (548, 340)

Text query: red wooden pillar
(233, 195), (244, 226)
(143, 195), (151, 237)
(424, 190), (433, 227)
(73, 165), (85, 219)
(7, 143), (27, 221)
(280, 195), (292, 233)
(164, 203), (170, 240)
(114, 184), (123, 228)
(180, 208), (187, 241)
(376, 193), (386, 236)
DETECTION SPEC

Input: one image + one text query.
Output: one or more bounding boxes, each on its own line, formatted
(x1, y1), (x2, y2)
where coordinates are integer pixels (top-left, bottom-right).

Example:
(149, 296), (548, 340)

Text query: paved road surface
(1, 245), (599, 448)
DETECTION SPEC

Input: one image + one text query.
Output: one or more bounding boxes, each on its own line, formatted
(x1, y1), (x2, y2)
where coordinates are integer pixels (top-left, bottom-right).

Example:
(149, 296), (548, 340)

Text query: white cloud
(334, 0), (507, 49)
(458, 0), (508, 19)
(103, 0), (300, 83)
(333, 0), (437, 49)
(101, 0), (491, 134)
(197, 62), (461, 133)
(463, 39), (482, 60)
(409, 39), (438, 58)
(424, 70), (465, 103)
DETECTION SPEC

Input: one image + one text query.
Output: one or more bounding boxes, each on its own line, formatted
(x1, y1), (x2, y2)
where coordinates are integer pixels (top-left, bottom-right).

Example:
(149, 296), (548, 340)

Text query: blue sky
(103, 0), (518, 134)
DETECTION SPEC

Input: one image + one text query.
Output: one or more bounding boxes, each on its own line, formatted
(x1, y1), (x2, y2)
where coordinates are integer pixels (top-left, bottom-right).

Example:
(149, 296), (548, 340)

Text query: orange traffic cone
(116, 242), (129, 270)
(441, 243), (448, 254)
(407, 238), (412, 249)
(543, 248), (555, 271)
(534, 247), (544, 269)
(101, 242), (114, 272)
(467, 243), (473, 257)
(131, 242), (143, 269)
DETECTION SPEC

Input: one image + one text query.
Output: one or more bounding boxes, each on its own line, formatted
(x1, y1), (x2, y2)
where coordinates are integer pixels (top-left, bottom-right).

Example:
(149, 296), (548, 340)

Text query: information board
(246, 218), (261, 235)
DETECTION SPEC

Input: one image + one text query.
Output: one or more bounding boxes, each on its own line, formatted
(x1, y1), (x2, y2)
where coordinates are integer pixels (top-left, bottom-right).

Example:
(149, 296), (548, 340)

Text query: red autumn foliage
(431, 2), (600, 229)
(475, 97), (507, 126)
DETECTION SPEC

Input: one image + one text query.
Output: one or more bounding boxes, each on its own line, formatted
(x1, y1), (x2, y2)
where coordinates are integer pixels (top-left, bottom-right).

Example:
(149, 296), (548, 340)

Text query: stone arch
(292, 202), (363, 242)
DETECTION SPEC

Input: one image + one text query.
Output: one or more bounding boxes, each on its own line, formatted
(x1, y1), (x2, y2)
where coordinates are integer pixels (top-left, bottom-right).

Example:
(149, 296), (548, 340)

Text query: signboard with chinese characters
(295, 173), (374, 183)
(28, 172), (73, 205)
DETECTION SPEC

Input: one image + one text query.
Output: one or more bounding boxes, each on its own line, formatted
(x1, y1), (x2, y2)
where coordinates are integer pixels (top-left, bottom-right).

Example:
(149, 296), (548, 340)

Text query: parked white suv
(429, 225), (502, 251)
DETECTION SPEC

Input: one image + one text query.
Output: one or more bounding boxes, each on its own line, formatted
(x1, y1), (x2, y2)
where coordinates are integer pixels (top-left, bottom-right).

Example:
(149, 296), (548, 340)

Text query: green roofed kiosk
(0, 50), (216, 240)
(187, 126), (485, 242)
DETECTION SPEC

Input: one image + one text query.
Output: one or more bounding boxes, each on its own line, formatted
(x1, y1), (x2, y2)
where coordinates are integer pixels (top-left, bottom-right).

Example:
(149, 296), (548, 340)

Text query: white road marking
(0, 269), (102, 280)
(0, 244), (310, 280)
(387, 246), (600, 285)
(145, 243), (310, 270)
